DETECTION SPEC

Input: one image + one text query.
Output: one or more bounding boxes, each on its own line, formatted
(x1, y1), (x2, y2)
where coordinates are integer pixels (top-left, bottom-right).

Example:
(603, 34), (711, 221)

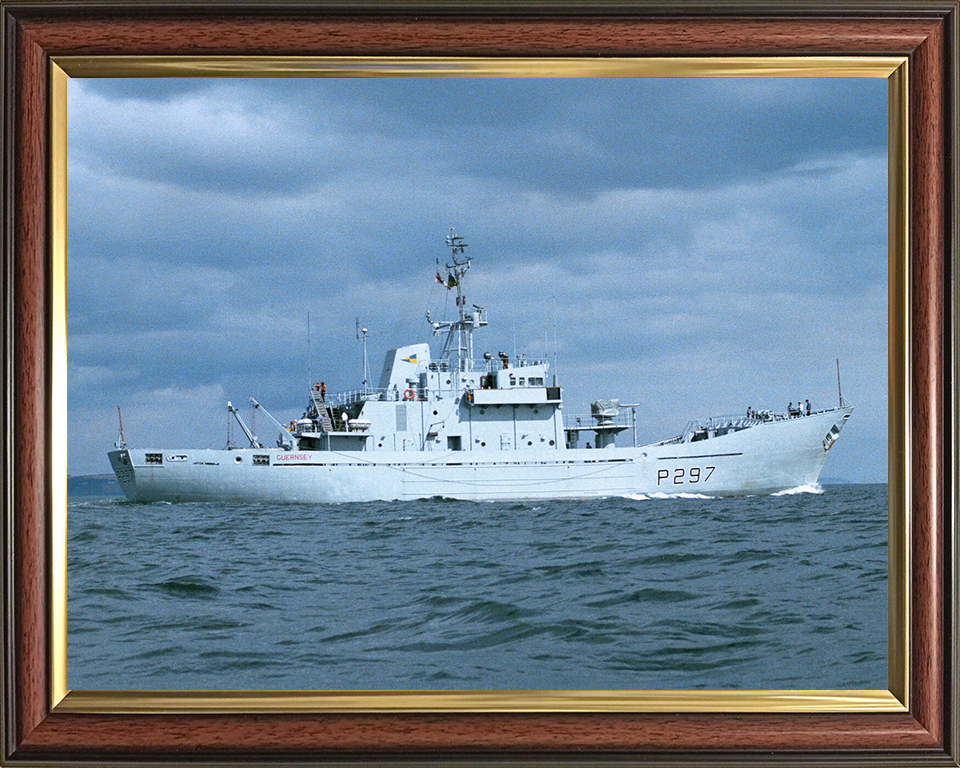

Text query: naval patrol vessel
(108, 232), (853, 502)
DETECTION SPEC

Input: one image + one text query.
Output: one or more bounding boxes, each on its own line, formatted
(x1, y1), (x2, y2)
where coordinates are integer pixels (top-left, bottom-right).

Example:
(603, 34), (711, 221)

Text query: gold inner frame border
(48, 55), (910, 714)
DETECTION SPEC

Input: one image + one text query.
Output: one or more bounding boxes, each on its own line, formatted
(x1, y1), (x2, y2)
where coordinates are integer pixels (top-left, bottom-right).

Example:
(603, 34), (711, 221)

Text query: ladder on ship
(310, 390), (334, 432)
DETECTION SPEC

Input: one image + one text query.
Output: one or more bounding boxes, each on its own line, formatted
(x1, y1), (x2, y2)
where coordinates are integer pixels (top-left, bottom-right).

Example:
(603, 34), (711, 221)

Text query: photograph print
(65, 75), (888, 692)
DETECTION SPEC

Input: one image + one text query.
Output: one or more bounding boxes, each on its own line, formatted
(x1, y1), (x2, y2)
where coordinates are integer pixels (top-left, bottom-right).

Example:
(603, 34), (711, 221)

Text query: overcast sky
(67, 77), (888, 481)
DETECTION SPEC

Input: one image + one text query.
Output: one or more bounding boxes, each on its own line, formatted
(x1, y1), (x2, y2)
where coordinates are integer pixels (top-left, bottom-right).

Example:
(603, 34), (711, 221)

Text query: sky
(66, 76), (888, 481)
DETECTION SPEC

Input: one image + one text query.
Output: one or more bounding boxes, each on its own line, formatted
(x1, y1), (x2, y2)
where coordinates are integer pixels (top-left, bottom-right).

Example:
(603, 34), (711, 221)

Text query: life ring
(403, 388), (416, 401)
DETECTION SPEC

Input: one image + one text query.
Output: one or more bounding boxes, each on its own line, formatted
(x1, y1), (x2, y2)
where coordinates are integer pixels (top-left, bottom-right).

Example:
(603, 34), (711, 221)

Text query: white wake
(771, 483), (824, 496)
(621, 491), (716, 501)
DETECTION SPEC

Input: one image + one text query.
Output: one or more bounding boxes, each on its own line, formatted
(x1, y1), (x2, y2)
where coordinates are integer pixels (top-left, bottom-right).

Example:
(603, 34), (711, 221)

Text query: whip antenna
(836, 358), (843, 406)
(306, 311), (312, 388)
(115, 405), (127, 449)
(356, 318), (370, 393)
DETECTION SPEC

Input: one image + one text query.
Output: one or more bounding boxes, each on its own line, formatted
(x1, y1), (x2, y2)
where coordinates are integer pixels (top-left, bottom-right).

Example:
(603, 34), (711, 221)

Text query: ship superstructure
(108, 232), (853, 502)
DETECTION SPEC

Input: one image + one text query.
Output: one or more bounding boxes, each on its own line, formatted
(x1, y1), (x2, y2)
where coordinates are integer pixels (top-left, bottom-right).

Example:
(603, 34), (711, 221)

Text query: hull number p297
(658, 466), (716, 485)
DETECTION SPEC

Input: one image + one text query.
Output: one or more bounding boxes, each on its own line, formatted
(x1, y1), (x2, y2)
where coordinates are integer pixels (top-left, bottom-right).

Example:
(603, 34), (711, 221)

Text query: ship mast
(427, 229), (487, 373)
(448, 230), (471, 370)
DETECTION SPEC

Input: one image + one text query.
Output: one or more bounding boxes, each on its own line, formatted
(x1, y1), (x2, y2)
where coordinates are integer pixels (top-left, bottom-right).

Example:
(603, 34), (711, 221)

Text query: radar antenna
(446, 230), (468, 258)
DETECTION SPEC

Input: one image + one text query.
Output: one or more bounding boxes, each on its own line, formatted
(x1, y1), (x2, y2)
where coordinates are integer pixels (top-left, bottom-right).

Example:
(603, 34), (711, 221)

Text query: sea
(67, 484), (887, 691)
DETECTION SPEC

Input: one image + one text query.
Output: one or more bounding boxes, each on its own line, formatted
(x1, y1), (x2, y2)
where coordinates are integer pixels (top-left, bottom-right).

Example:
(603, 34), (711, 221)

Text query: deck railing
(682, 406), (847, 438)
(563, 412), (634, 430)
(327, 387), (400, 405)
(426, 357), (547, 373)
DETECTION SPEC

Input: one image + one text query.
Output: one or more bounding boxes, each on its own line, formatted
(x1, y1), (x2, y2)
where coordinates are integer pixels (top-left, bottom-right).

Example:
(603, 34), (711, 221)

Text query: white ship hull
(108, 407), (852, 503)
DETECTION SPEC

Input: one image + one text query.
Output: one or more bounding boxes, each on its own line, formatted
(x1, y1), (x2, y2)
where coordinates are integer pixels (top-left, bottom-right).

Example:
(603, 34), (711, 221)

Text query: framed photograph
(2, 2), (957, 765)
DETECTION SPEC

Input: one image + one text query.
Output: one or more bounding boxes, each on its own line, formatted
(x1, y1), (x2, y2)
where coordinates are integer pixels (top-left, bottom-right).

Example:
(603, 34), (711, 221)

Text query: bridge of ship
(325, 356), (551, 407)
(292, 355), (560, 442)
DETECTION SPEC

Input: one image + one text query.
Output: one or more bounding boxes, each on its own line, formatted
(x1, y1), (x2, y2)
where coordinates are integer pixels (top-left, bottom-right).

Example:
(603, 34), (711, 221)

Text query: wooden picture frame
(2, 2), (957, 764)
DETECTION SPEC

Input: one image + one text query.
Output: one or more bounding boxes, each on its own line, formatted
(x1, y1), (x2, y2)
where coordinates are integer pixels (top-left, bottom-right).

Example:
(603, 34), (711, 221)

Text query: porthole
(527, 441), (533, 446)
(480, 409), (486, 415)
(378, 443), (383, 448)
(234, 455), (242, 463)
(481, 441), (486, 447)
(533, 409), (539, 414)
(549, 440), (555, 446)
(433, 410), (439, 416)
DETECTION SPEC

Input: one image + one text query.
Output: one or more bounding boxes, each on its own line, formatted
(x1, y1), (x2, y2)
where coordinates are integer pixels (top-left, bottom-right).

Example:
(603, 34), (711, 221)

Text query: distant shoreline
(68, 474), (123, 497)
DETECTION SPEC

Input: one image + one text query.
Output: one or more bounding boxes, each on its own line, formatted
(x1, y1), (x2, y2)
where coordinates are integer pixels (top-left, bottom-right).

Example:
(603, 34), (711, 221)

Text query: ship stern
(107, 448), (139, 500)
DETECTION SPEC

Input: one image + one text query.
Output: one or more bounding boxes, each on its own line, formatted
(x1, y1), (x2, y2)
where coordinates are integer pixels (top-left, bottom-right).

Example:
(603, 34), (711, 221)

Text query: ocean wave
(151, 577), (220, 597)
(620, 491), (716, 501)
(67, 485), (888, 691)
(772, 483), (824, 496)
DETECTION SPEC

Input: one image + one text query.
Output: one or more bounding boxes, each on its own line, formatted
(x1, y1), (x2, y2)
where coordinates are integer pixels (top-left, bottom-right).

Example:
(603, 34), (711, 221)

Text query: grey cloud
(69, 78), (887, 199)
(82, 78), (214, 102)
(66, 78), (887, 482)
